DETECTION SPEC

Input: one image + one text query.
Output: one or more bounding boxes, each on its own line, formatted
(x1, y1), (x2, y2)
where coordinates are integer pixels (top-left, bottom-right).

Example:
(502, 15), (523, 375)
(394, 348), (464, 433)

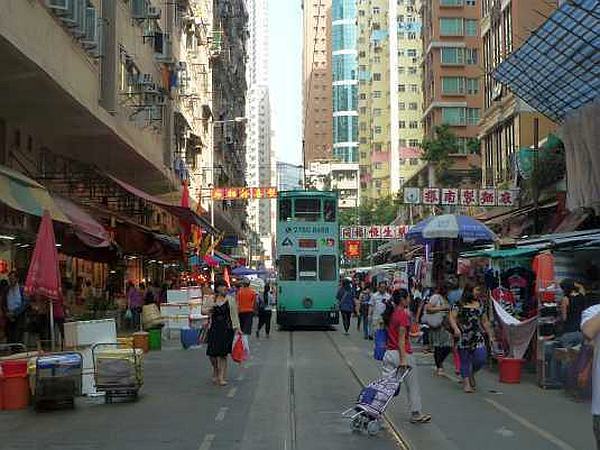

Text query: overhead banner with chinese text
(340, 225), (409, 241)
(403, 188), (517, 207)
(212, 187), (278, 200)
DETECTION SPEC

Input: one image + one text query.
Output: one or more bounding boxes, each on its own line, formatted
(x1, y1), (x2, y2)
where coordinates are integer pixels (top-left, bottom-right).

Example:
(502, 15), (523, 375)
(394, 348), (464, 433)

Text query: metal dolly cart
(92, 343), (143, 403)
(34, 352), (83, 411)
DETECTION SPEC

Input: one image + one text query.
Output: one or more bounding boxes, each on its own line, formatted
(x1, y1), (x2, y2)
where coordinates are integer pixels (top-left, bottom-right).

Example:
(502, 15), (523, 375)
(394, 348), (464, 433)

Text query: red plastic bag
(231, 333), (247, 363)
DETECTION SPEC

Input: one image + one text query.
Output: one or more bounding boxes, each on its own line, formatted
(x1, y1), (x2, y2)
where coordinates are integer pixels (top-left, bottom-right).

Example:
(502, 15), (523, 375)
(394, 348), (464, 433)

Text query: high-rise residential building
(422, 0), (483, 153)
(357, 0), (425, 200)
(303, 0), (333, 166)
(332, 0), (358, 164)
(212, 0), (249, 237)
(395, 0), (426, 191)
(417, 0), (483, 190)
(479, 0), (558, 187)
(246, 0), (273, 243)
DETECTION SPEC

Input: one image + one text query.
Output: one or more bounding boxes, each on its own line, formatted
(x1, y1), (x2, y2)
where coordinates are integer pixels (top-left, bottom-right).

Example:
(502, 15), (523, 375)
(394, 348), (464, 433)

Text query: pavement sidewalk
(330, 325), (595, 450)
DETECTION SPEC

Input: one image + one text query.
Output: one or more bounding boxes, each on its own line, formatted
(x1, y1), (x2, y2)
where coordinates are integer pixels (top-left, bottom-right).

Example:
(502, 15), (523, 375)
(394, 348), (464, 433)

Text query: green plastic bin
(148, 328), (162, 351)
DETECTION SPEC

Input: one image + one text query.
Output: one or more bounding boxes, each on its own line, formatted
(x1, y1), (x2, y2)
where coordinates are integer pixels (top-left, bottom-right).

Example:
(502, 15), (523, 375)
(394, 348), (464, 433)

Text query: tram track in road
(324, 331), (412, 450)
(287, 331), (297, 450)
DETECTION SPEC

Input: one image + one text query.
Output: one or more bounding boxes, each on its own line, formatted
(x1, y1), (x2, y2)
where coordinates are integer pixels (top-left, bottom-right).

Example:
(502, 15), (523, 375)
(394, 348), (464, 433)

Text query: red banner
(344, 240), (361, 259)
(212, 187), (278, 200)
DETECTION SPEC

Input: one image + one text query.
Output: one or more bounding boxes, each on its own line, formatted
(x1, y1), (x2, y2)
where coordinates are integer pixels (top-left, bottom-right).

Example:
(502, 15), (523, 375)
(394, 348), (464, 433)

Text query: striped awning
(0, 165), (70, 223)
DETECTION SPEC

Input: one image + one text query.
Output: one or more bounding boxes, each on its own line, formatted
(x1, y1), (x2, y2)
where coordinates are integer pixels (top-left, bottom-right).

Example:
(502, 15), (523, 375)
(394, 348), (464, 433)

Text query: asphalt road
(0, 327), (398, 450)
(1, 318), (595, 450)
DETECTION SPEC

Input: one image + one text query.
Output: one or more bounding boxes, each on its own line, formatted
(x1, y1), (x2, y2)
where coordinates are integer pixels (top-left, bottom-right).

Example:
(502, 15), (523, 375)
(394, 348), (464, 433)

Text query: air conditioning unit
(139, 73), (154, 85)
(81, 6), (98, 48)
(147, 5), (161, 19)
(143, 82), (159, 93)
(131, 0), (147, 19)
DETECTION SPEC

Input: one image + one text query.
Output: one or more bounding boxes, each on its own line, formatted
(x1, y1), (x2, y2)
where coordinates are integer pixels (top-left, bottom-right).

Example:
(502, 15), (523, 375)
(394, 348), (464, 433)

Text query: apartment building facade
(479, 0), (557, 187)
(246, 0), (273, 242)
(332, 0), (359, 164)
(211, 0), (249, 236)
(0, 0), (184, 192)
(303, 0), (334, 165)
(357, 0), (424, 201)
(307, 160), (360, 209)
(422, 0), (483, 153)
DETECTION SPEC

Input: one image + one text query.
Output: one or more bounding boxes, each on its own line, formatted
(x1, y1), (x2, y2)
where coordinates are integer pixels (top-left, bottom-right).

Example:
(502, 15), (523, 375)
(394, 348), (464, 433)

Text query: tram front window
(298, 256), (317, 281)
(319, 255), (337, 281)
(294, 199), (320, 222)
(279, 199), (292, 221)
(279, 255), (297, 280)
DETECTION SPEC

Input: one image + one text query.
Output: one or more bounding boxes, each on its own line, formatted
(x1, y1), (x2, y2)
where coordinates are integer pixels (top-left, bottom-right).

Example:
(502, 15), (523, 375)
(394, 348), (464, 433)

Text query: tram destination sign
(340, 225), (409, 241)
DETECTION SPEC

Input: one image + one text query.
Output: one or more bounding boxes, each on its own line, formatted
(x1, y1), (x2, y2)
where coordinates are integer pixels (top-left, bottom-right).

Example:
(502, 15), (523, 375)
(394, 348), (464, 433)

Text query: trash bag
(374, 328), (387, 361)
(231, 333), (247, 363)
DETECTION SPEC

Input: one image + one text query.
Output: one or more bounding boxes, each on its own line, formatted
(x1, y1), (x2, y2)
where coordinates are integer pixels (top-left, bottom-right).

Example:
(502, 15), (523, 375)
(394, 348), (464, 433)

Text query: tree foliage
(338, 194), (402, 227)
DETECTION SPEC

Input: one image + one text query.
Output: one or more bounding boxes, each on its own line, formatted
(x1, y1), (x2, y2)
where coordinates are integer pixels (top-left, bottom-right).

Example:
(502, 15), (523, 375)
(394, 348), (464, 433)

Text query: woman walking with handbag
(425, 284), (452, 376)
(449, 286), (494, 393)
(202, 280), (240, 386)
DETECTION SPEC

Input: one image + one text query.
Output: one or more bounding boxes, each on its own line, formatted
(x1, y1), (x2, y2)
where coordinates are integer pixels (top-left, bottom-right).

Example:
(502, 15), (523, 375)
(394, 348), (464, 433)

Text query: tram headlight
(302, 297), (313, 309)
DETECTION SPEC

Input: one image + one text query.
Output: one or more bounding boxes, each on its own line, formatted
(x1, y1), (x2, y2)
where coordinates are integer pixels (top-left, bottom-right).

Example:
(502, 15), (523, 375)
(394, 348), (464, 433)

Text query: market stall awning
(493, 0), (600, 123)
(0, 165), (70, 223)
(214, 250), (236, 265)
(461, 247), (539, 259)
(108, 175), (218, 235)
(52, 195), (111, 248)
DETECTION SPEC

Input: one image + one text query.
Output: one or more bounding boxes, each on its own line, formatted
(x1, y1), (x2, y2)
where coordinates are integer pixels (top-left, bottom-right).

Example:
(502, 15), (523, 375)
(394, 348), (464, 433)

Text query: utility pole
(533, 117), (540, 234)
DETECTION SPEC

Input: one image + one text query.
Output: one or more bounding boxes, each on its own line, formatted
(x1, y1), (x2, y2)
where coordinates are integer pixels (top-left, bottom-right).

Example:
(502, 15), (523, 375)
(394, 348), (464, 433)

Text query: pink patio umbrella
(24, 210), (62, 349)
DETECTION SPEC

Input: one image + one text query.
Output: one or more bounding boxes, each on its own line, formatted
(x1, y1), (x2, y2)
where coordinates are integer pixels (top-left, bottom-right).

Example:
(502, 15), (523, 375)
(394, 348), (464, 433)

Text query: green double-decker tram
(276, 191), (340, 328)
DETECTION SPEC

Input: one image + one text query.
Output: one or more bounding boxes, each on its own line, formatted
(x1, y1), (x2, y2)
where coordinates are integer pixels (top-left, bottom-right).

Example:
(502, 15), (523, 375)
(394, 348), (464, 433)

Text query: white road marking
(227, 387), (237, 398)
(484, 398), (576, 450)
(215, 406), (228, 421)
(198, 434), (215, 450)
(236, 373), (245, 382)
(495, 426), (515, 438)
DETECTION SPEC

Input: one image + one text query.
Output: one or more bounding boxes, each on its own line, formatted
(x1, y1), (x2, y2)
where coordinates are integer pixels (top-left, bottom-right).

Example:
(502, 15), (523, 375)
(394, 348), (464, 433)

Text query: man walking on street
(370, 281), (391, 337)
(236, 278), (257, 336)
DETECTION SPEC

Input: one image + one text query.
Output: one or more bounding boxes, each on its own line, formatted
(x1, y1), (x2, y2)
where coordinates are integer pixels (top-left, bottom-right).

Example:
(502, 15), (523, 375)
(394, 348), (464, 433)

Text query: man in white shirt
(370, 281), (391, 336)
(581, 304), (600, 449)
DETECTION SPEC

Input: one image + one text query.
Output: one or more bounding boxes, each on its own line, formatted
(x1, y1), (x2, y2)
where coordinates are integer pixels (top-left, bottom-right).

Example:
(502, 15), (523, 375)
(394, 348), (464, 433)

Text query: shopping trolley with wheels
(342, 368), (410, 436)
(92, 343), (143, 403)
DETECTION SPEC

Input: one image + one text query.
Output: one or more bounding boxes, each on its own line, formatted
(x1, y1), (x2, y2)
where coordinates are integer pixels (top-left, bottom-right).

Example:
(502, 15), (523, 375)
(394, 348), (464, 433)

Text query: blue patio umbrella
(405, 214), (497, 244)
(231, 266), (260, 276)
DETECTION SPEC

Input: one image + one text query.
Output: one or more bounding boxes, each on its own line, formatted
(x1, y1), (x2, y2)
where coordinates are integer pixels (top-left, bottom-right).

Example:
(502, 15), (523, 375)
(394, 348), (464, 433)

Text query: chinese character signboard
(460, 189), (478, 206)
(344, 240), (361, 259)
(340, 225), (409, 240)
(497, 190), (516, 206)
(212, 187), (278, 200)
(478, 189), (496, 206)
(441, 188), (458, 205)
(401, 188), (518, 207)
(422, 188), (440, 205)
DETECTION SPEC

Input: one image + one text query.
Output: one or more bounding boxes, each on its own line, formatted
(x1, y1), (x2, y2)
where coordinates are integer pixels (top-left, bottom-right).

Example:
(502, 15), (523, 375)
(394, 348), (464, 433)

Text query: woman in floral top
(449, 285), (494, 393)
